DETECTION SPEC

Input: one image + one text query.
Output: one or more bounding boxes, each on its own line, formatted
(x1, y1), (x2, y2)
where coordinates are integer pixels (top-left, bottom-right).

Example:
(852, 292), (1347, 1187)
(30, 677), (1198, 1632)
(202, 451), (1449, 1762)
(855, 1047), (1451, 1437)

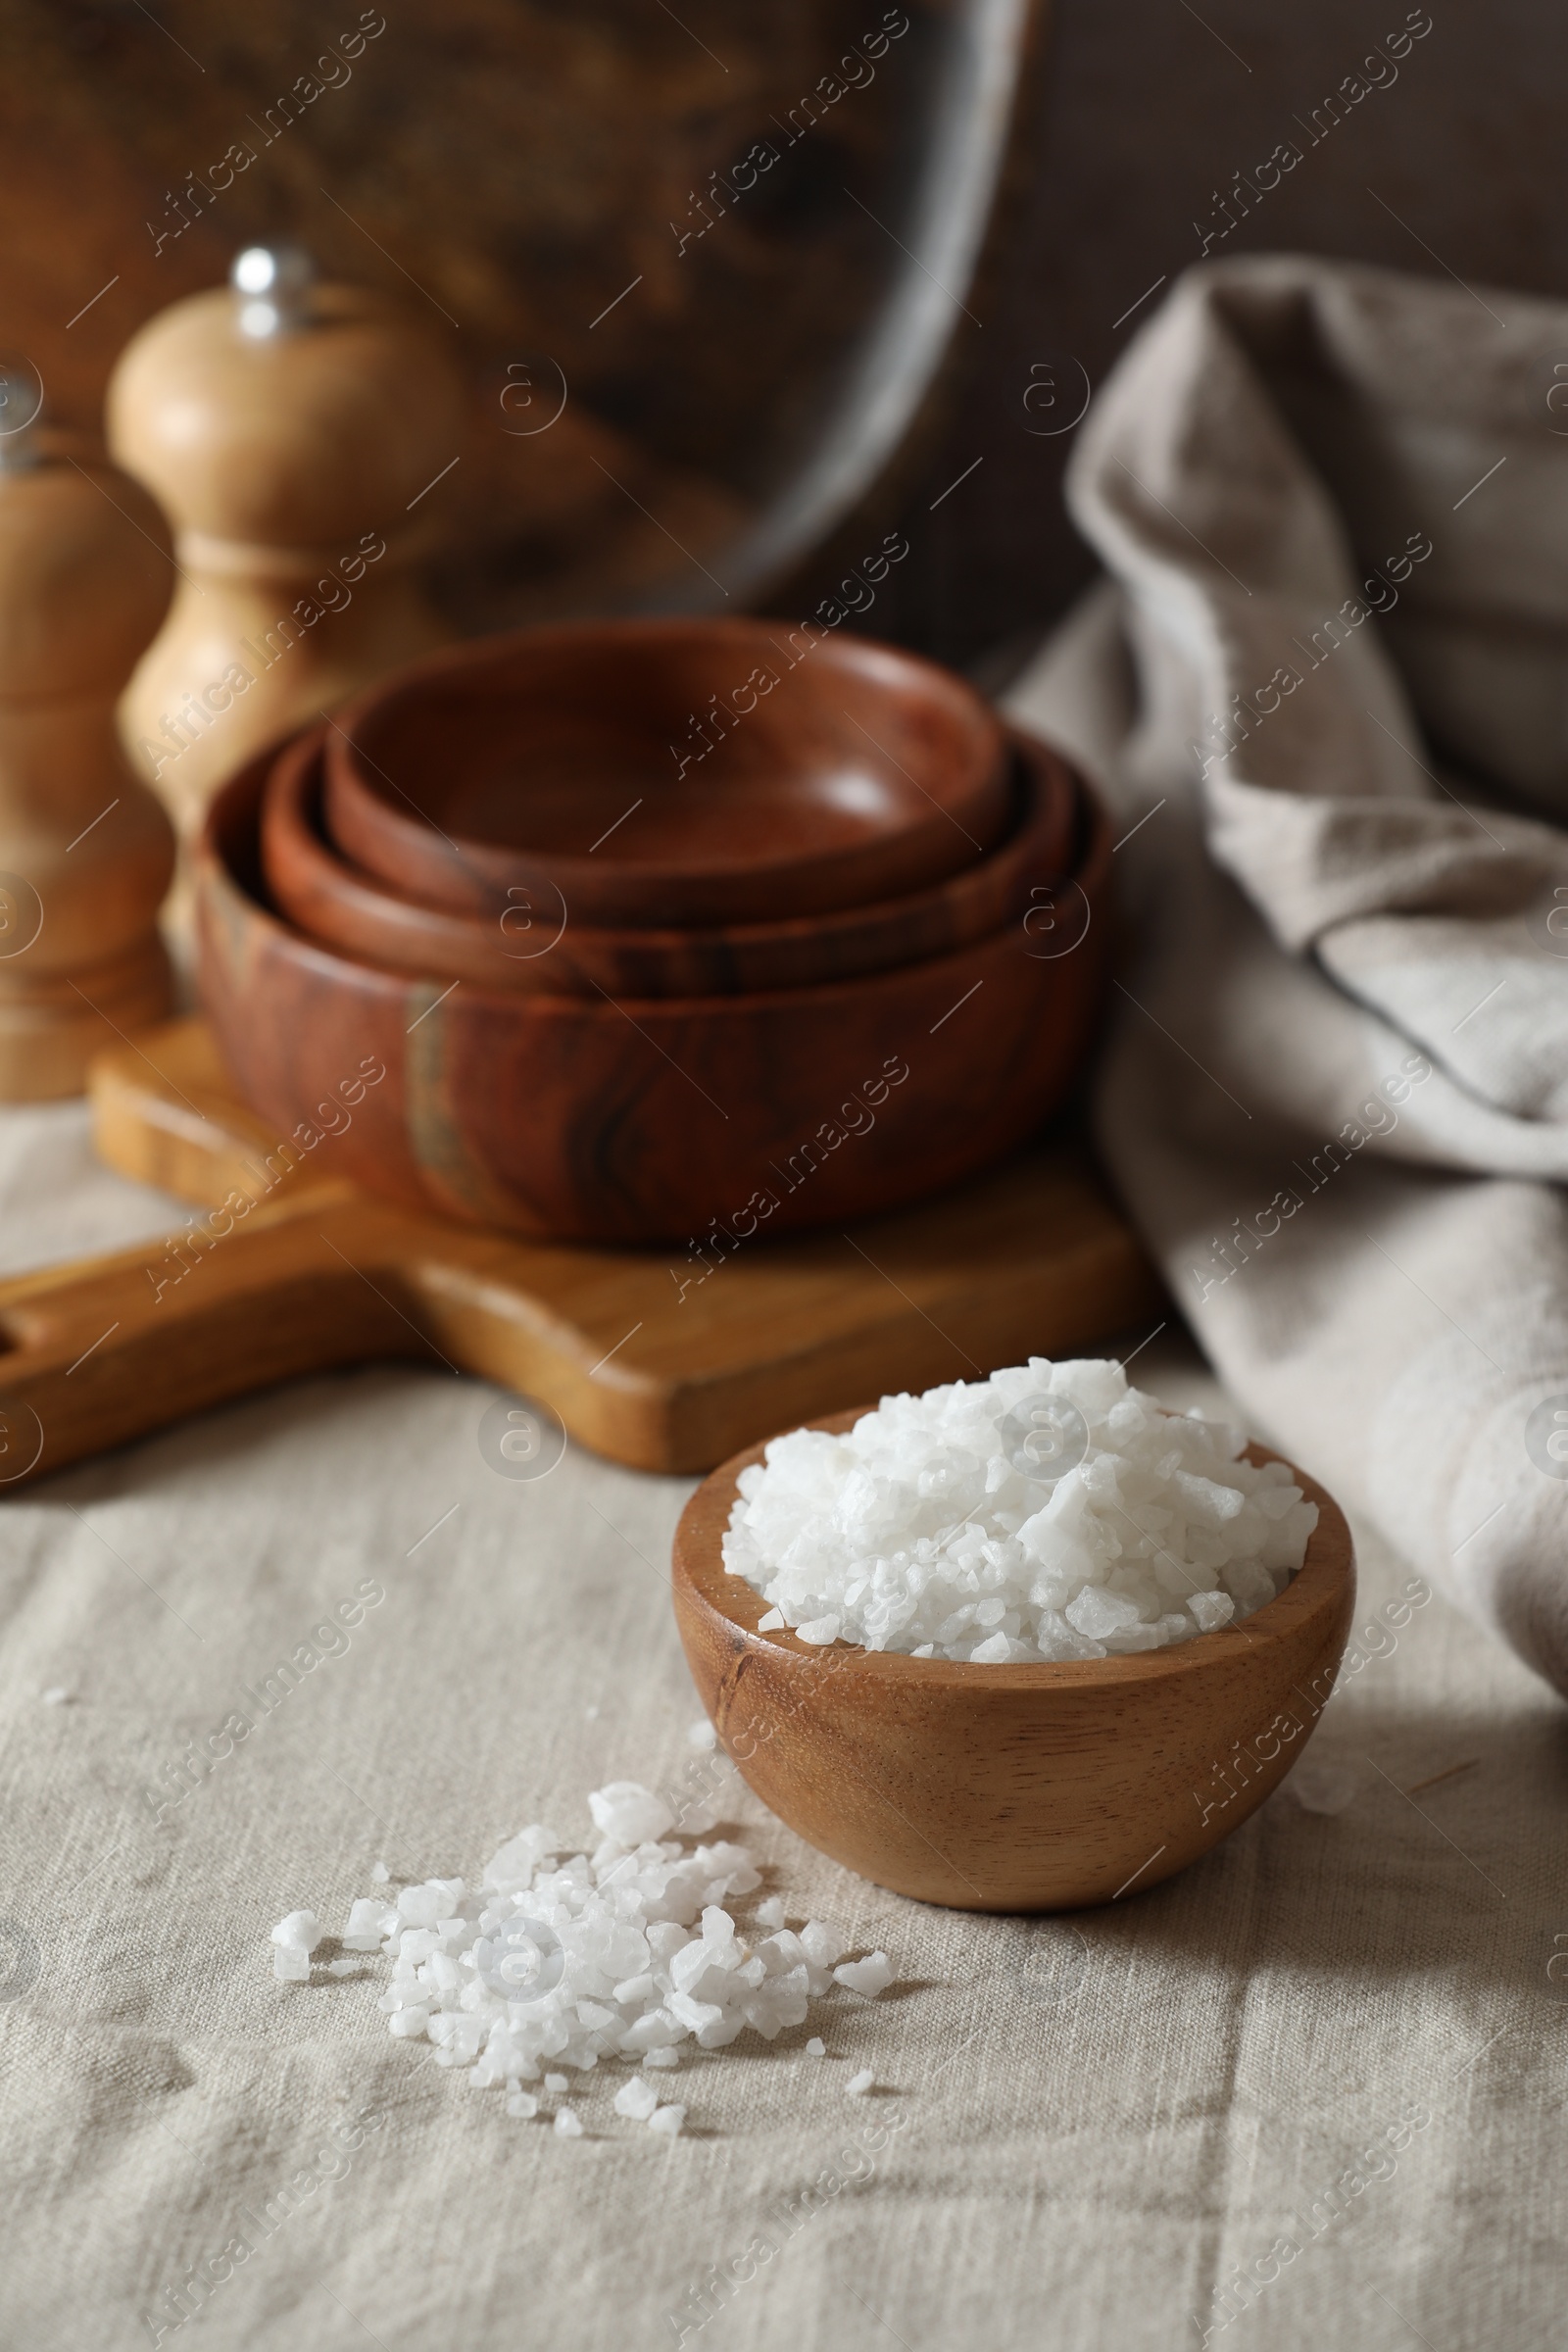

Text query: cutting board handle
(0, 1191), (436, 1489)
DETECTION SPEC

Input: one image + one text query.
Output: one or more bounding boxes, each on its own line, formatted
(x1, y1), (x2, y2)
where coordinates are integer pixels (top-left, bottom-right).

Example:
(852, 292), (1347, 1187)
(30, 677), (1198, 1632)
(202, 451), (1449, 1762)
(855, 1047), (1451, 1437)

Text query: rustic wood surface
(672, 1415), (1357, 1910)
(0, 1016), (1160, 1488)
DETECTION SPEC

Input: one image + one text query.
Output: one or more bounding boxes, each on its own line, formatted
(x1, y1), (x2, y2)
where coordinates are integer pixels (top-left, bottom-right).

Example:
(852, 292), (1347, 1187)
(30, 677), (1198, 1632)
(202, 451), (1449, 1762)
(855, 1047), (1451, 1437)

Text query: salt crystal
(271, 1945), (311, 1984)
(846, 2069), (874, 2095)
(370, 1861), (390, 1884)
(270, 1910), (322, 1952)
(686, 1719), (717, 1751)
(722, 1359), (1314, 1660)
(758, 1608), (786, 1631)
(805, 2037), (825, 2057)
(799, 1921), (845, 1968)
(325, 1958), (359, 1978)
(588, 1781), (675, 1846)
(614, 2076), (661, 2121)
(506, 2089), (538, 2119)
(648, 2104), (685, 2137)
(554, 2108), (583, 2137)
(343, 1897), (397, 1950)
(1187, 1591), (1235, 1634)
(40, 1687), (70, 1706)
(544, 2073), (568, 2092)
(643, 2049), (680, 2070)
(1292, 1759), (1357, 1815)
(755, 1897), (786, 1930)
(834, 1951), (894, 1997)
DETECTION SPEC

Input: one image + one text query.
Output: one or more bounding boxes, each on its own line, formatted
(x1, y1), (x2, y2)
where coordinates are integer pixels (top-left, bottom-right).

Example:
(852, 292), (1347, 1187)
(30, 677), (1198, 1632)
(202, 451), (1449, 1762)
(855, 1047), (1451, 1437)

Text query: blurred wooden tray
(0, 1018), (1158, 1484)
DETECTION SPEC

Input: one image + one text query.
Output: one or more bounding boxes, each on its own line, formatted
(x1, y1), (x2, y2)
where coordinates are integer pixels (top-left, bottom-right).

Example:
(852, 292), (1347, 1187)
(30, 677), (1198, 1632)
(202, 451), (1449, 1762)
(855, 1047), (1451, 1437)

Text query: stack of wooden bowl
(196, 619), (1112, 1245)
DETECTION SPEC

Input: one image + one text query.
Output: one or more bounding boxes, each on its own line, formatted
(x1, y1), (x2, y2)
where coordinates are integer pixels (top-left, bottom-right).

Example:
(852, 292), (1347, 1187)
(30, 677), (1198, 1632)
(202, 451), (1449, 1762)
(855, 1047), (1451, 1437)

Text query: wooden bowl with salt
(672, 1414), (1355, 1912)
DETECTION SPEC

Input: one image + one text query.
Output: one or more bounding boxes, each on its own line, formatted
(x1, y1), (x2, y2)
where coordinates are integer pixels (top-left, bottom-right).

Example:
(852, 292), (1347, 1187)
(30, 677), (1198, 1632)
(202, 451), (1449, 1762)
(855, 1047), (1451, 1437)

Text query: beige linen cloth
(0, 1094), (1562, 2342)
(2, 251), (1565, 2347)
(1008, 253), (1568, 1703)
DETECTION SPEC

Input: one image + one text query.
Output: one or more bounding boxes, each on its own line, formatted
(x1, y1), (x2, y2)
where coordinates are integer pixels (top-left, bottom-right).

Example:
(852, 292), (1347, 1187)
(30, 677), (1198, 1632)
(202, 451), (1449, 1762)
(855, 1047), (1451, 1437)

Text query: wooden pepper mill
(108, 246), (467, 840)
(0, 388), (177, 1101)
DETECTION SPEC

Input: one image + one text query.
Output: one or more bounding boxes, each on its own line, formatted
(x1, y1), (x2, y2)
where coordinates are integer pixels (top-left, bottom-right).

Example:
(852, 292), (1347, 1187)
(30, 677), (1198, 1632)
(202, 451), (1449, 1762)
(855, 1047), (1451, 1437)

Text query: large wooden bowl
(196, 750), (1114, 1244)
(322, 618), (1011, 928)
(263, 722), (1080, 1000)
(673, 1416), (1356, 1911)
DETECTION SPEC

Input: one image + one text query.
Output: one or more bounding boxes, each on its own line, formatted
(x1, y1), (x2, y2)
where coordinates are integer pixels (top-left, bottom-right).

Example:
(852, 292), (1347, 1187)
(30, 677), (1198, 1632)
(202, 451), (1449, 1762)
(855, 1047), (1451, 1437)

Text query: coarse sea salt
(268, 1782), (897, 2136)
(722, 1357), (1317, 1663)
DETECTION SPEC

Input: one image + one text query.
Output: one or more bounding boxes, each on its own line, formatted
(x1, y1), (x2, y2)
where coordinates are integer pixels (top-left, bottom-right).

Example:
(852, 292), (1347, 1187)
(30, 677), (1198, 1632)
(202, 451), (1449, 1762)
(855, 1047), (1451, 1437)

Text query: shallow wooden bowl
(673, 1415), (1356, 1911)
(322, 618), (1011, 928)
(196, 749), (1113, 1243)
(263, 722), (1080, 1000)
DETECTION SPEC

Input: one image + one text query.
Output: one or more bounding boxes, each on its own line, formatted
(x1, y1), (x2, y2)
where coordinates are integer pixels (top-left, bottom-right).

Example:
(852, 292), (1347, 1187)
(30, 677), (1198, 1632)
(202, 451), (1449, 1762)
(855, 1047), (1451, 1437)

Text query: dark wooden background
(862, 0), (1568, 671)
(5, 0), (1565, 672)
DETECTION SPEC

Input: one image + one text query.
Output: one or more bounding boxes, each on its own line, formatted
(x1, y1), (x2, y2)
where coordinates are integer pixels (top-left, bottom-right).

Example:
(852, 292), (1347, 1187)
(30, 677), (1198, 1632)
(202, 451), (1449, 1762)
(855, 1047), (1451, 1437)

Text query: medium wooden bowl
(322, 618), (1011, 927)
(262, 722), (1080, 1000)
(673, 1415), (1356, 1911)
(196, 749), (1114, 1243)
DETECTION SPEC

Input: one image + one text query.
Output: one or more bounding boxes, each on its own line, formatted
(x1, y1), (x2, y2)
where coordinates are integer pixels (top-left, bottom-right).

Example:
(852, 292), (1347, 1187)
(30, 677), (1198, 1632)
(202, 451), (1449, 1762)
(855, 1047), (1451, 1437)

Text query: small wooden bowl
(322, 618), (1011, 927)
(196, 750), (1114, 1243)
(262, 722), (1080, 999)
(673, 1415), (1356, 1911)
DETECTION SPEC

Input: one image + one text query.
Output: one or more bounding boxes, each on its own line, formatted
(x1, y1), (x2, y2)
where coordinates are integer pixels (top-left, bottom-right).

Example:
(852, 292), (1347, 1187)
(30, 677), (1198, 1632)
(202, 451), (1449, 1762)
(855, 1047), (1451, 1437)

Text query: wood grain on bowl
(198, 740), (1115, 1244)
(673, 1414), (1356, 1912)
(263, 720), (1080, 999)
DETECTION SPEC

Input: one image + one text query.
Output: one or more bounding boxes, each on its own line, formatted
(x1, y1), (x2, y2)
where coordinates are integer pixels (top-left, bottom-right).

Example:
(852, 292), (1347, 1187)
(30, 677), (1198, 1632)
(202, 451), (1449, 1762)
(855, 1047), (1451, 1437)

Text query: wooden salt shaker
(0, 387), (177, 1101)
(108, 246), (466, 840)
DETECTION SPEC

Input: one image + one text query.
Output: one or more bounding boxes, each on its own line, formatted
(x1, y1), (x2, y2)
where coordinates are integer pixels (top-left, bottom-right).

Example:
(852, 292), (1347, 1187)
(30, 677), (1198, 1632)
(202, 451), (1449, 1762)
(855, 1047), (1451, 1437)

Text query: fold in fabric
(1006, 256), (1568, 1696)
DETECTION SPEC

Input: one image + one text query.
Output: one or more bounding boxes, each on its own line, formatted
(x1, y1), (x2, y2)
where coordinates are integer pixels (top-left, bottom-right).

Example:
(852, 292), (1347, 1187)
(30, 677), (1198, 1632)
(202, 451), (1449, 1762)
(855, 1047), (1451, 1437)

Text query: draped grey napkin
(1005, 253), (1568, 1697)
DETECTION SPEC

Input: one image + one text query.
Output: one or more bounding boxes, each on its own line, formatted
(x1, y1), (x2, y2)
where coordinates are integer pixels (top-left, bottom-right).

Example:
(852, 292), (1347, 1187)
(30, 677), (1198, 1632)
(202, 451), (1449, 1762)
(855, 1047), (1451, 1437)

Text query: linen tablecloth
(0, 1093), (1559, 2352)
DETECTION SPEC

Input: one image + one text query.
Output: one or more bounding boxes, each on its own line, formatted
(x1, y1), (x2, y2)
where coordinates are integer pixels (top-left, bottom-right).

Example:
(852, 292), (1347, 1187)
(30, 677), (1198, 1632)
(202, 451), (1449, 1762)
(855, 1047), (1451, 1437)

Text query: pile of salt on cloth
(723, 1357), (1317, 1660)
(1006, 253), (1568, 1697)
(270, 1781), (895, 2136)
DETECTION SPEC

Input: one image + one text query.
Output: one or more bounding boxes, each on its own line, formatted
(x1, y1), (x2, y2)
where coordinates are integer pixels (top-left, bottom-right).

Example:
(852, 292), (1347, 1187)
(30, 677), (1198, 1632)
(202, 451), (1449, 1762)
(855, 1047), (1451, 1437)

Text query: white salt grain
(40, 1687), (70, 1706)
(588, 1781), (675, 1846)
(554, 2108), (583, 2137)
(643, 2049), (680, 2071)
(506, 2089), (538, 2119)
(686, 1719), (718, 1751)
(722, 1357), (1317, 1662)
(325, 1958), (359, 1978)
(846, 2069), (874, 2096)
(834, 1951), (893, 1997)
(370, 1861), (390, 1884)
(805, 2037), (826, 2057)
(544, 2073), (568, 2093)
(755, 1897), (786, 1930)
(1292, 1759), (1357, 1815)
(614, 2077), (661, 2122)
(270, 1910), (321, 1952)
(648, 2104), (685, 2137)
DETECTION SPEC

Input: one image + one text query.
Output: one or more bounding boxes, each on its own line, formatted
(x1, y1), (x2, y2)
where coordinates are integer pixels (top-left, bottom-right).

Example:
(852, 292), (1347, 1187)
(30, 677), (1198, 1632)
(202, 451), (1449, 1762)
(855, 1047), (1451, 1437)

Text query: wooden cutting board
(0, 1018), (1160, 1486)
